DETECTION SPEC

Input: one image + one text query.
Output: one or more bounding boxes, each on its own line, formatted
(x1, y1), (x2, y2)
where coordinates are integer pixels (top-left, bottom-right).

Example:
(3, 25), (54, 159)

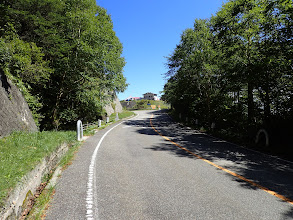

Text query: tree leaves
(1, 0), (127, 129)
(163, 0), (293, 135)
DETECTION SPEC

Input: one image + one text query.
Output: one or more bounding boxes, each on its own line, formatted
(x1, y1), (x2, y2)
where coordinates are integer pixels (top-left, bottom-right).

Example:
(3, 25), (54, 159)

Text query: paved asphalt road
(46, 110), (293, 220)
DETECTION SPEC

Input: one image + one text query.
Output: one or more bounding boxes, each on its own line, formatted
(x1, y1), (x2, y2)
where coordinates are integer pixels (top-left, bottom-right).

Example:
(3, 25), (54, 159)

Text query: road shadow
(124, 117), (157, 136)
(126, 111), (293, 218)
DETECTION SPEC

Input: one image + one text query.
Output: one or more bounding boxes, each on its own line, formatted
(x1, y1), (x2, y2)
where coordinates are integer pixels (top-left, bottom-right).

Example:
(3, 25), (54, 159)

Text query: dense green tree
(211, 0), (293, 125)
(164, 19), (226, 125)
(0, 0), (127, 129)
(258, 0), (293, 121)
(163, 0), (293, 144)
(0, 29), (51, 125)
(211, 0), (266, 124)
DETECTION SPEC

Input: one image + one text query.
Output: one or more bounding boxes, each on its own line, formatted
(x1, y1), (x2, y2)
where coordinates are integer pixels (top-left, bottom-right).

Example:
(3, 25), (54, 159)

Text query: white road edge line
(86, 113), (139, 220)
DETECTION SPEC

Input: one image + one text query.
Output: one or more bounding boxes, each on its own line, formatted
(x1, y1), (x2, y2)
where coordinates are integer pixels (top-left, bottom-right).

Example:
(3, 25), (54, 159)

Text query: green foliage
(134, 100), (150, 110)
(122, 100), (169, 110)
(163, 19), (227, 125)
(111, 102), (116, 113)
(82, 110), (135, 135)
(0, 0), (127, 130)
(163, 0), (293, 143)
(26, 186), (55, 220)
(117, 110), (135, 119)
(0, 131), (76, 206)
(0, 31), (51, 126)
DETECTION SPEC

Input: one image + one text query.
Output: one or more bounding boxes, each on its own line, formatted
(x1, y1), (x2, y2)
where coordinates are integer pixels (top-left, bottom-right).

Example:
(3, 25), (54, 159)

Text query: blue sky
(96, 0), (227, 100)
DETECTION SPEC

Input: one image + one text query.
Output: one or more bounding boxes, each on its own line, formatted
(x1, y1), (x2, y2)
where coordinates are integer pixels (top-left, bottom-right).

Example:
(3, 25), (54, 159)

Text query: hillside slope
(0, 73), (37, 137)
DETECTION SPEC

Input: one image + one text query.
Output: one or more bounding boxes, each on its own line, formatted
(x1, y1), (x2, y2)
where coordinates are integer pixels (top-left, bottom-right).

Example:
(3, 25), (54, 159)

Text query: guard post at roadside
(77, 120), (83, 141)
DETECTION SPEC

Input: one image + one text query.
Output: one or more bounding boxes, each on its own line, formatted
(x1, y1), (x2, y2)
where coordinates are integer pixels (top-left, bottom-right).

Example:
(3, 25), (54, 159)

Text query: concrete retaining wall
(0, 143), (70, 220)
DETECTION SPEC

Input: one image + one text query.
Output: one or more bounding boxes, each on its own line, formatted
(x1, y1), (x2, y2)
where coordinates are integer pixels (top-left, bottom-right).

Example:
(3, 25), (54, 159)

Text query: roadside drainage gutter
(0, 143), (70, 220)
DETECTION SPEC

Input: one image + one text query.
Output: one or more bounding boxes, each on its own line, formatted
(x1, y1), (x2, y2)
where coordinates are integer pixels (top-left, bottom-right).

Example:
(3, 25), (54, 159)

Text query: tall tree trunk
(247, 81), (254, 124)
(52, 72), (66, 129)
(53, 89), (63, 130)
(264, 76), (270, 124)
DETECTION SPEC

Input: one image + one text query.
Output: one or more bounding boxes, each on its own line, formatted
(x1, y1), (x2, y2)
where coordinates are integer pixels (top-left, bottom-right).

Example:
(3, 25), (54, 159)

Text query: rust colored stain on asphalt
(150, 114), (293, 205)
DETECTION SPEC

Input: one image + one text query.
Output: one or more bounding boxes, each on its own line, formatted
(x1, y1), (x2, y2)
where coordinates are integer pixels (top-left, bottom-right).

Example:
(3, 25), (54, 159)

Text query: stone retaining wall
(0, 143), (70, 220)
(0, 72), (37, 137)
(104, 95), (123, 116)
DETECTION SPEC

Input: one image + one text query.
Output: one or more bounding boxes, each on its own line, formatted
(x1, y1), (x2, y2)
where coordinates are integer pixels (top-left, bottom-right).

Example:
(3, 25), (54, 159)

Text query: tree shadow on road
(126, 111), (293, 218)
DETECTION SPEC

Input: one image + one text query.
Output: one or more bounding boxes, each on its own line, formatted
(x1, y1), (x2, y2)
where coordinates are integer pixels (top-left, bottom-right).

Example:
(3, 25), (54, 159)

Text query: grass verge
(0, 131), (76, 207)
(25, 141), (81, 220)
(26, 186), (55, 220)
(121, 100), (171, 110)
(84, 110), (136, 136)
(26, 110), (135, 218)
(117, 110), (136, 120)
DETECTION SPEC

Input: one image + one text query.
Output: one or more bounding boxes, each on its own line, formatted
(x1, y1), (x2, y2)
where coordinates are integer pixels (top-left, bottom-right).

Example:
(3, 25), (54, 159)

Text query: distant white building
(125, 96), (141, 101)
(143, 92), (159, 100)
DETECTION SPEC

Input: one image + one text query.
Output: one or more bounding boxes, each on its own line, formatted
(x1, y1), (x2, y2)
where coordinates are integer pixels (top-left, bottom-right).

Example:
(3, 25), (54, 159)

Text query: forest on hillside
(162, 0), (292, 152)
(0, 0), (127, 130)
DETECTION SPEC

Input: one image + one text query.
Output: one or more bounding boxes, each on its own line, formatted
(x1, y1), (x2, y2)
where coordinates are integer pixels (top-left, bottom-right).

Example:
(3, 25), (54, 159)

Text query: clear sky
(96, 0), (227, 100)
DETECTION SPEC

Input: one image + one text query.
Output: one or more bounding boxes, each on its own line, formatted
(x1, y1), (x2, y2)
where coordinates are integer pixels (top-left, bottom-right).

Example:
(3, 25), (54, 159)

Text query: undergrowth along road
(0, 131), (77, 206)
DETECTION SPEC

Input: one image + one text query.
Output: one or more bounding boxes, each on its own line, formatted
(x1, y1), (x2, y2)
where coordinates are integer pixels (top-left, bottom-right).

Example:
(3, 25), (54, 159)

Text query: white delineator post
(77, 120), (83, 141)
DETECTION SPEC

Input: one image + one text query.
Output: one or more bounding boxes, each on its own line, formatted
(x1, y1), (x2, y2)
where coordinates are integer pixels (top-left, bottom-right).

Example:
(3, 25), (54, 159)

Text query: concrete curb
(0, 112), (138, 219)
(46, 167), (63, 190)
(0, 143), (70, 220)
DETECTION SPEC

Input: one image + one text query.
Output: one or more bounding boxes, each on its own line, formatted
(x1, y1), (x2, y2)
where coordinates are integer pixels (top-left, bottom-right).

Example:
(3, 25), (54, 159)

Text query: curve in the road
(150, 114), (293, 206)
(86, 113), (139, 220)
(86, 121), (124, 219)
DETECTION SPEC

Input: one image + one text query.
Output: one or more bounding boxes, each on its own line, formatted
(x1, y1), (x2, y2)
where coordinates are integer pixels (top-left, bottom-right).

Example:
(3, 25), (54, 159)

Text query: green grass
(109, 110), (136, 121)
(0, 131), (76, 206)
(0, 110), (135, 215)
(26, 110), (136, 218)
(83, 110), (136, 136)
(58, 141), (81, 169)
(149, 100), (170, 109)
(117, 110), (136, 119)
(26, 186), (55, 220)
(121, 100), (170, 110)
